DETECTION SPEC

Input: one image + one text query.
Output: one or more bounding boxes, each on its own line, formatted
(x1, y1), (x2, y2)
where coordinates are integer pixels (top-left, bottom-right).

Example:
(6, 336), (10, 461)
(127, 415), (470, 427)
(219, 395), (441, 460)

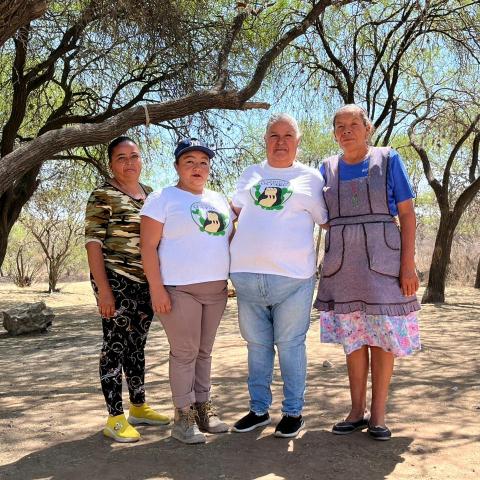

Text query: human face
(265, 120), (300, 168)
(109, 141), (142, 182)
(175, 150), (210, 194)
(333, 111), (371, 155)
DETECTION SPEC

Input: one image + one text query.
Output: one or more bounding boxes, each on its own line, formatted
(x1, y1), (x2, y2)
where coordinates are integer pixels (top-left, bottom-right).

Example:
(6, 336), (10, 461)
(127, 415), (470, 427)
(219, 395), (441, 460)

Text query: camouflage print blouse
(85, 182), (153, 283)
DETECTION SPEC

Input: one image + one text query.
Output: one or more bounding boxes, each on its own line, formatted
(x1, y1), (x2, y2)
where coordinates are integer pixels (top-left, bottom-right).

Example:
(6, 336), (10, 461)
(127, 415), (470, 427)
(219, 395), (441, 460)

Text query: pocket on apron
(321, 225), (344, 278)
(364, 222), (401, 277)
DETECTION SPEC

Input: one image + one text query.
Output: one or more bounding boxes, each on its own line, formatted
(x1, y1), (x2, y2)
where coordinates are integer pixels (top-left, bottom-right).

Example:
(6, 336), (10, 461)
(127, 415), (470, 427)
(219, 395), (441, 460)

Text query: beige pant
(159, 280), (228, 408)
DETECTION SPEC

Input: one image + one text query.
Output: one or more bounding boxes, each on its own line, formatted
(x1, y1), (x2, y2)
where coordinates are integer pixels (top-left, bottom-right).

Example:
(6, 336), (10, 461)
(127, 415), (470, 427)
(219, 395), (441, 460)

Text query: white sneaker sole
(128, 415), (170, 426)
(171, 429), (206, 444)
(231, 417), (271, 433)
(199, 425), (229, 434)
(103, 427), (140, 443)
(197, 419), (229, 433)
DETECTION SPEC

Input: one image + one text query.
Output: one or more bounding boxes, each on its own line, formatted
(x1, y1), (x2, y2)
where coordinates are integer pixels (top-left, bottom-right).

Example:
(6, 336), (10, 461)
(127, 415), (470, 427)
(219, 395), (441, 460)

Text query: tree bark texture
(0, 167), (40, 268)
(0, 0), (46, 48)
(421, 212), (458, 303)
(475, 257), (480, 289)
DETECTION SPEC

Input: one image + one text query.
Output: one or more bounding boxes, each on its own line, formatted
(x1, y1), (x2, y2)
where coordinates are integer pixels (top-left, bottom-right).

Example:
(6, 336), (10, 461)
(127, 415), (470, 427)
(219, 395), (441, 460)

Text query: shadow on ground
(0, 284), (479, 479)
(0, 427), (412, 480)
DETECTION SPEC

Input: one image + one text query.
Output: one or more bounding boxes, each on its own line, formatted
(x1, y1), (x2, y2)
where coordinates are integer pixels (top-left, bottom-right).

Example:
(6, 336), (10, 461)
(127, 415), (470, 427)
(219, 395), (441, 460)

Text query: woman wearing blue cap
(140, 138), (233, 444)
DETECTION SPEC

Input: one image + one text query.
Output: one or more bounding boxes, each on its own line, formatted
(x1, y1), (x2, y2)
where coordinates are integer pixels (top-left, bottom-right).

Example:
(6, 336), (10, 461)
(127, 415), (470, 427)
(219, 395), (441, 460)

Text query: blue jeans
(230, 272), (316, 416)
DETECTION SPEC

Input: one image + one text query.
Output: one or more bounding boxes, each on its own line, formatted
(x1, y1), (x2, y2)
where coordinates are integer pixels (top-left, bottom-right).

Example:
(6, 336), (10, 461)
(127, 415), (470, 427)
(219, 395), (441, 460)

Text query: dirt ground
(0, 281), (479, 480)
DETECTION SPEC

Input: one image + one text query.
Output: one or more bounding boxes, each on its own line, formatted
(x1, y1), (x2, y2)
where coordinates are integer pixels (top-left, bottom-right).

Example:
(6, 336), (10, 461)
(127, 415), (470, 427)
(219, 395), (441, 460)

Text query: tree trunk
(422, 212), (458, 303)
(475, 257), (480, 289)
(0, 192), (28, 267)
(48, 270), (56, 293)
(0, 167), (40, 268)
(48, 262), (57, 293)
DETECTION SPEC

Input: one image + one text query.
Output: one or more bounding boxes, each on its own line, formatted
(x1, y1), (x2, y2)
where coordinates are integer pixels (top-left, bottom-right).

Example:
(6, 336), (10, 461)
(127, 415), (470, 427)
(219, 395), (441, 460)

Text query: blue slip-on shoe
(332, 415), (370, 435)
(367, 423), (392, 441)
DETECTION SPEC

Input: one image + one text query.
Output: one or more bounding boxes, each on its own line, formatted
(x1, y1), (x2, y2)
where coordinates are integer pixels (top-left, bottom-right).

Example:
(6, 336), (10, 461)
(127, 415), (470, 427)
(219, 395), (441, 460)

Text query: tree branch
(313, 16), (353, 102)
(0, 0), (46, 48)
(0, 0), (353, 196)
(215, 10), (249, 90)
(407, 99), (444, 206)
(0, 91), (270, 195)
(469, 132), (479, 183)
(24, 4), (96, 88)
(442, 114), (480, 189)
(239, 0), (351, 102)
(1, 24), (30, 156)
(453, 174), (480, 218)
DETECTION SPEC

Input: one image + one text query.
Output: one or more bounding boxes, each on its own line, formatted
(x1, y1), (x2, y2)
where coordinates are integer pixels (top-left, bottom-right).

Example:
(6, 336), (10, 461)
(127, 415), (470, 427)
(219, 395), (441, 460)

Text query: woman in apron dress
(315, 105), (421, 440)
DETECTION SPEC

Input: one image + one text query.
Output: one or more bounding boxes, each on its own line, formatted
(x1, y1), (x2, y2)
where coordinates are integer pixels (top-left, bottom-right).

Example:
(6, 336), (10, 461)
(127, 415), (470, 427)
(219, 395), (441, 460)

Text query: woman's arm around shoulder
(307, 165), (329, 226)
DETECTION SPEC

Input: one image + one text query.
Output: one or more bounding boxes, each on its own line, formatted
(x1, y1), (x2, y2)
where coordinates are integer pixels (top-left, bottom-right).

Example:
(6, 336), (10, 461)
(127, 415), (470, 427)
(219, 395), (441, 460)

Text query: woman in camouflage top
(85, 136), (169, 443)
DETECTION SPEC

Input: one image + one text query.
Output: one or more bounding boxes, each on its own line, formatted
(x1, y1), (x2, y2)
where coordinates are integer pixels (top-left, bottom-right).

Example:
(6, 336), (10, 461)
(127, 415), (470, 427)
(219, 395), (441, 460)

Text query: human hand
(98, 287), (116, 318)
(399, 266), (419, 297)
(151, 287), (172, 314)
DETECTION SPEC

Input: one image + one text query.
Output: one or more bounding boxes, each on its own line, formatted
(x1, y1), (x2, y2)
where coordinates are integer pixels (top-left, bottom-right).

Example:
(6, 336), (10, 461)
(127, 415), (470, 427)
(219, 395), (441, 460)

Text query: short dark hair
(107, 136), (136, 162)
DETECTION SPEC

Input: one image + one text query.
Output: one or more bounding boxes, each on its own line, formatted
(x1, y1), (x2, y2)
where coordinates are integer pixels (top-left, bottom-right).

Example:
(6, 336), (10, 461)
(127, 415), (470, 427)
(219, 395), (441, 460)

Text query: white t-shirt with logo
(230, 161), (328, 278)
(140, 186), (233, 285)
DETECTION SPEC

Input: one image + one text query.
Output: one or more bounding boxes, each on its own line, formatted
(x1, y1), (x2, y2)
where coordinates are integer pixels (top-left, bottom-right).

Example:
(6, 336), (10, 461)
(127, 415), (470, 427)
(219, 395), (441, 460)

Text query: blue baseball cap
(174, 138), (215, 160)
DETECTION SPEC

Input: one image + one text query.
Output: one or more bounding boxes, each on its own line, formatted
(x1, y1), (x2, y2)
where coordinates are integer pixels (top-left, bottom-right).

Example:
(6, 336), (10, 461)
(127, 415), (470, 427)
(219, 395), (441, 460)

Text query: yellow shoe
(103, 414), (140, 443)
(129, 403), (170, 426)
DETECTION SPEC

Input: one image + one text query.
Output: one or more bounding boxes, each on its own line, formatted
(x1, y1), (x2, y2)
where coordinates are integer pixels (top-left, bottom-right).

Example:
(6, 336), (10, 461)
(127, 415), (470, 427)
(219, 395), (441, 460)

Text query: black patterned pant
(91, 269), (153, 416)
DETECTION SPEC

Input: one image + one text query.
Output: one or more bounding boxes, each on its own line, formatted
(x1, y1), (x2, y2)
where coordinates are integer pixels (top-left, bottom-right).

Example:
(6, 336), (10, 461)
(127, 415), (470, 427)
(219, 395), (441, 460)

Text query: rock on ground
(2, 301), (54, 335)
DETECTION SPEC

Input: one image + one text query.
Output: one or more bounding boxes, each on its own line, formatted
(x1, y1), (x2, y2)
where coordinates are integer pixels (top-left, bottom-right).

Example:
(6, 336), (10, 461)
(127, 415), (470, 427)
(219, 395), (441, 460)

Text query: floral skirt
(320, 310), (420, 358)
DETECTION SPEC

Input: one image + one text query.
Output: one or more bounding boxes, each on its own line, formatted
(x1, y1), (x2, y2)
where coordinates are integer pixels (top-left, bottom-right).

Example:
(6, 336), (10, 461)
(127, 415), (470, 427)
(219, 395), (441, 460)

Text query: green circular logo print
(250, 179), (293, 210)
(191, 202), (229, 236)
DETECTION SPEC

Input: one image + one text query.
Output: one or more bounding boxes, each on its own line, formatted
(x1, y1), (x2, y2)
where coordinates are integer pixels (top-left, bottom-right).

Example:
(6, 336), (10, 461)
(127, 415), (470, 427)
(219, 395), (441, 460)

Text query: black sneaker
(232, 411), (271, 433)
(274, 415), (305, 438)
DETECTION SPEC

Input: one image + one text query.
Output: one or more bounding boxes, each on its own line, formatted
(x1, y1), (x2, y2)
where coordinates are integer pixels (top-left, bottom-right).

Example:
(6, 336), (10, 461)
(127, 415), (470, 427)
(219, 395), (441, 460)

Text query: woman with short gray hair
(315, 104), (421, 441)
(230, 113), (328, 438)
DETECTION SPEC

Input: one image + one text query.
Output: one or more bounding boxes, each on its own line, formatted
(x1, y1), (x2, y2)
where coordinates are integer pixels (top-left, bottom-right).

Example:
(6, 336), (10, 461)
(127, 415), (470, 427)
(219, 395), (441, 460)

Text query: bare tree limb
(453, 175), (480, 218)
(215, 10), (249, 90)
(313, 18), (353, 102)
(1, 25), (30, 156)
(239, 1), (349, 102)
(442, 114), (480, 189)
(407, 97), (444, 204)
(469, 132), (480, 183)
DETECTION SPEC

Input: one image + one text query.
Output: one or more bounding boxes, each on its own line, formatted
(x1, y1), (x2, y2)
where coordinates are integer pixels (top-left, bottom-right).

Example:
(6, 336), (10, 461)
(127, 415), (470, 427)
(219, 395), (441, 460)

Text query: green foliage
(13, 160), (92, 287)
(3, 223), (43, 285)
(298, 121), (337, 168)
